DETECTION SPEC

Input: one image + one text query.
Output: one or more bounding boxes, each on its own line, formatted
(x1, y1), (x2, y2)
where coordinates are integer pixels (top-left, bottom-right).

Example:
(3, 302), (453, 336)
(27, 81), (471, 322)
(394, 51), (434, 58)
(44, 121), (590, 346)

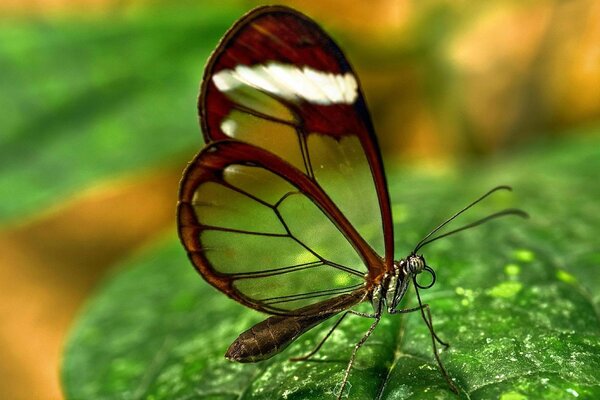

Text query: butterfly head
(406, 254), (426, 275)
(403, 254), (436, 290)
(385, 255), (435, 311)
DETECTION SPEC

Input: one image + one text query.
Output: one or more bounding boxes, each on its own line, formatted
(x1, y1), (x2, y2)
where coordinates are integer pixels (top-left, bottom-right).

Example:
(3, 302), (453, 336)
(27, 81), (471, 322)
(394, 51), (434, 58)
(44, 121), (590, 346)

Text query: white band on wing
(212, 62), (358, 105)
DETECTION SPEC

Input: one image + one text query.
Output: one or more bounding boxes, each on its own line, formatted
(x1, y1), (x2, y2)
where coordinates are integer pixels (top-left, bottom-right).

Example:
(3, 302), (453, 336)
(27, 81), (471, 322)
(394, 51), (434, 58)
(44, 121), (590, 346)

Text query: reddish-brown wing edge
(197, 5), (395, 270)
(178, 140), (383, 316)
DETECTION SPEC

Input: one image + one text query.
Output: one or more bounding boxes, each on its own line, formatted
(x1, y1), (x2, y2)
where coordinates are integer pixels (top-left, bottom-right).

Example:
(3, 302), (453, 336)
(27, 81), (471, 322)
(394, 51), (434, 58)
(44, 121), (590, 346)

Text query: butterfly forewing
(179, 6), (394, 317)
(199, 6), (394, 270)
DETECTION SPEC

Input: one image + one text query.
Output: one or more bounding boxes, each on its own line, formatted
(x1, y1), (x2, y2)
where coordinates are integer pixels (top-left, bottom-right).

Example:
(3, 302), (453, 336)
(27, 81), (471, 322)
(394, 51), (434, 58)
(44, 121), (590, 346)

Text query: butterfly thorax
(371, 255), (427, 314)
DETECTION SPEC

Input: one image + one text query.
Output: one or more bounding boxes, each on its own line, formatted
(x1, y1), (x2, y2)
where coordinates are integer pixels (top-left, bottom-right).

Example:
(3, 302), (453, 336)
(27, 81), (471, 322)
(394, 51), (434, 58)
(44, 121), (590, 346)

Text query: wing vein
(230, 260), (323, 279)
(201, 225), (289, 237)
(260, 283), (365, 305)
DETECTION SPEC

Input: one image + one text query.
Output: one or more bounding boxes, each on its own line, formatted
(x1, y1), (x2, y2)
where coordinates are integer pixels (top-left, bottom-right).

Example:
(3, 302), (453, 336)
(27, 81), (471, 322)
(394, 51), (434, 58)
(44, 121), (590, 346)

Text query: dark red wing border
(178, 140), (383, 314)
(198, 5), (395, 270)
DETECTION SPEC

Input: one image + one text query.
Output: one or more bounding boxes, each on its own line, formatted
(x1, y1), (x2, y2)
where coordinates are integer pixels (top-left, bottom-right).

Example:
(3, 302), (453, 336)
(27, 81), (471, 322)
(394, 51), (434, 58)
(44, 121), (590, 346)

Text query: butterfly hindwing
(179, 140), (374, 315)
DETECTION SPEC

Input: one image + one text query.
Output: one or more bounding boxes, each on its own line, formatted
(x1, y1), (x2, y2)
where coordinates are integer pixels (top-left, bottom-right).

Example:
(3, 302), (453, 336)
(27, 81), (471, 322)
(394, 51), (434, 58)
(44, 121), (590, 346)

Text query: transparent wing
(198, 6), (394, 273)
(178, 141), (375, 315)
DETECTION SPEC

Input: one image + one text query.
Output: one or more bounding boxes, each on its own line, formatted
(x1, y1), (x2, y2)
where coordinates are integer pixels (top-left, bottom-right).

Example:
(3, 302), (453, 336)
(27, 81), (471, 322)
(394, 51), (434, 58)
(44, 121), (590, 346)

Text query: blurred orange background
(0, 0), (598, 399)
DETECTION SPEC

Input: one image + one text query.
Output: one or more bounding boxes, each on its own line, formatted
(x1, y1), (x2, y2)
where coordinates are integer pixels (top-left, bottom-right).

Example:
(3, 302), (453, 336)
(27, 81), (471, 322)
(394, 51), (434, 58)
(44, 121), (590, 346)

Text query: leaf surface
(0, 4), (244, 224)
(62, 130), (600, 399)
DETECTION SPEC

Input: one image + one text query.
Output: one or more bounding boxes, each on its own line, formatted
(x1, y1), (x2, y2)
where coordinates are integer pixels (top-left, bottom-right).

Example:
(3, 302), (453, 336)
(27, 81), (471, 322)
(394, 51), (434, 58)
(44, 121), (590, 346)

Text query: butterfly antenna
(412, 185), (520, 253)
(415, 208), (528, 251)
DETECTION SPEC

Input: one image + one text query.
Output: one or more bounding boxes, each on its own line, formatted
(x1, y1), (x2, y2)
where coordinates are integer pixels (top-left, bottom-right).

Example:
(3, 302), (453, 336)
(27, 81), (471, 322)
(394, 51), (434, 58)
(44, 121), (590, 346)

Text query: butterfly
(177, 5), (527, 398)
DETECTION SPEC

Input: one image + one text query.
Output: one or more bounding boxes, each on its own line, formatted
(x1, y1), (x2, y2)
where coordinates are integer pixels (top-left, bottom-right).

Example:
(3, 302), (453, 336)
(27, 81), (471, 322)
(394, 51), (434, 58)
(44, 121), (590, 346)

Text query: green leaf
(0, 3), (245, 225)
(62, 130), (600, 399)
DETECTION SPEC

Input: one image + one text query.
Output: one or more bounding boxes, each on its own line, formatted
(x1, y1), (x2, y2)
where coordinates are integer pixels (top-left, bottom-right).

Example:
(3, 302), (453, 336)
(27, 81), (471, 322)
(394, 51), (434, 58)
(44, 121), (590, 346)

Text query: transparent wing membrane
(307, 134), (384, 256)
(178, 142), (373, 314)
(199, 7), (394, 273)
(179, 6), (395, 316)
(220, 111), (306, 172)
(193, 182), (285, 234)
(212, 102), (386, 258)
(278, 192), (366, 271)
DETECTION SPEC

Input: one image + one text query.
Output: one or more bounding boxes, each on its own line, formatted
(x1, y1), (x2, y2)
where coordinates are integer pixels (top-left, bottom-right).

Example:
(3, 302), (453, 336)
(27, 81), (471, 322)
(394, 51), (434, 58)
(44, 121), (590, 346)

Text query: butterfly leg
(336, 313), (381, 400)
(289, 311), (350, 362)
(289, 309), (378, 362)
(391, 302), (458, 393)
(390, 304), (448, 348)
(420, 303), (459, 394)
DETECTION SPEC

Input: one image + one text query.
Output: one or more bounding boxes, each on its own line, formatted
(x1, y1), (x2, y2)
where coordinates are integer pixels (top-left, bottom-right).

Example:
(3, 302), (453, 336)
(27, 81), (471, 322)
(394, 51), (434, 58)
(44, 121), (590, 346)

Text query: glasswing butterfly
(177, 5), (527, 398)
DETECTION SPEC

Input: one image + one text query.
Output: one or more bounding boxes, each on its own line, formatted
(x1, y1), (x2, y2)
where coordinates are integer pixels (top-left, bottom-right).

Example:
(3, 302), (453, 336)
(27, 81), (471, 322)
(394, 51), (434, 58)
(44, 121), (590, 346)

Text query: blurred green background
(0, 0), (598, 399)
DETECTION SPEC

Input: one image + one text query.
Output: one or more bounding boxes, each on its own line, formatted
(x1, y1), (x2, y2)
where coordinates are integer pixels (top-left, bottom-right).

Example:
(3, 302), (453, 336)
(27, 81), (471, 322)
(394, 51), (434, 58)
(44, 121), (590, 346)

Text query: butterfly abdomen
(225, 292), (366, 362)
(225, 313), (332, 362)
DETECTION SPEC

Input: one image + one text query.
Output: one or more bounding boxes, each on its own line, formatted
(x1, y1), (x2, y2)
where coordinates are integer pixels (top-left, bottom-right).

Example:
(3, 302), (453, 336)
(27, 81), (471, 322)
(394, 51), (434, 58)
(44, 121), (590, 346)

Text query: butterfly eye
(408, 257), (424, 274)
